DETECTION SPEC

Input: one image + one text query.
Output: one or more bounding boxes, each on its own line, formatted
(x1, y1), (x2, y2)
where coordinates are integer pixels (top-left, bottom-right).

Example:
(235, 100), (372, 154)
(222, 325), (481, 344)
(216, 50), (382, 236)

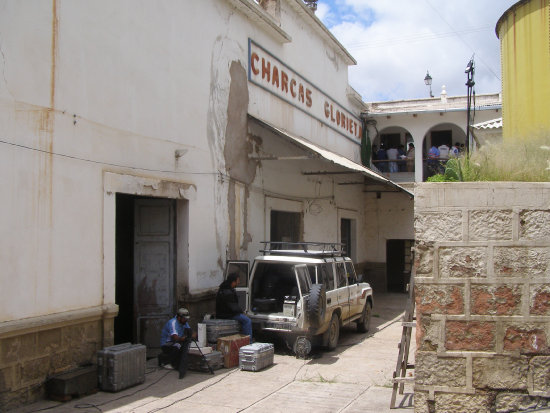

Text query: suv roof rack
(259, 241), (345, 257)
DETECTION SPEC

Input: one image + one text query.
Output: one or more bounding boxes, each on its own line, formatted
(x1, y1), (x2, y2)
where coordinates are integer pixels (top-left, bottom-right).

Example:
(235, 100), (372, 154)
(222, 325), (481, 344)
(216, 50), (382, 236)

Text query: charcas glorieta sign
(248, 39), (362, 143)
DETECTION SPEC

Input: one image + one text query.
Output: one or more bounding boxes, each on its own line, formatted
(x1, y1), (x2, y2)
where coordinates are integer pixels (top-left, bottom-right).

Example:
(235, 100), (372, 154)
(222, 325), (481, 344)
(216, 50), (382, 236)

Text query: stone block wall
(0, 309), (115, 409)
(414, 182), (550, 413)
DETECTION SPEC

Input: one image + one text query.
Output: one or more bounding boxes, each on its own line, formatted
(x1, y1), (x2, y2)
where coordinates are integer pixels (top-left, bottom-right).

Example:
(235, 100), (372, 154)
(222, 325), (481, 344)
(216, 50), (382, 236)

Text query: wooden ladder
(390, 264), (416, 409)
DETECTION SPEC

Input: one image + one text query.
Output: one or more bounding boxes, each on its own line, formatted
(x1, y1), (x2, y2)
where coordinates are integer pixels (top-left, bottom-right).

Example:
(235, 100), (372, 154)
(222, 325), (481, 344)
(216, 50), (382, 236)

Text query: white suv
(226, 242), (373, 357)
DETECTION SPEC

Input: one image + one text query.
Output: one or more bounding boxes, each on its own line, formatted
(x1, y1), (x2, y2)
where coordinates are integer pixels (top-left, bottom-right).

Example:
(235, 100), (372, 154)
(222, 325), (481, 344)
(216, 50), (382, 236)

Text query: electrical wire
(346, 25), (492, 50)
(145, 368), (241, 413)
(423, 0), (501, 81)
(0, 138), (218, 176)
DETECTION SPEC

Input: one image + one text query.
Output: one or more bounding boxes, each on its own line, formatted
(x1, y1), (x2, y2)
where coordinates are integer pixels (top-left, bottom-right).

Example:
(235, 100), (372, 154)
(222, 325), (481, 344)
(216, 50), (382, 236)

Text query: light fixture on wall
(424, 71), (434, 98)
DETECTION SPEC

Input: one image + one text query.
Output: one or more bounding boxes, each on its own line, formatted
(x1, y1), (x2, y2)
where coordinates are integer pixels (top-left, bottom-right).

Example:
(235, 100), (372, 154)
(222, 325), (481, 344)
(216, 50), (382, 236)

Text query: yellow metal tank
(496, 0), (550, 140)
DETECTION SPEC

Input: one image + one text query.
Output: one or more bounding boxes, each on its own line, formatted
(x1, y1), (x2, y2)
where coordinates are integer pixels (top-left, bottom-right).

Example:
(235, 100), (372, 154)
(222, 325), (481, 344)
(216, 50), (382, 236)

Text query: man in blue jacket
(160, 308), (195, 379)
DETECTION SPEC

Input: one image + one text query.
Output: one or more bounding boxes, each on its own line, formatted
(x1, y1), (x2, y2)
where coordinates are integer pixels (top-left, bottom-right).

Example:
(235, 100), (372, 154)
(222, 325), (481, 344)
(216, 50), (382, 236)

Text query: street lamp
(424, 71), (434, 98)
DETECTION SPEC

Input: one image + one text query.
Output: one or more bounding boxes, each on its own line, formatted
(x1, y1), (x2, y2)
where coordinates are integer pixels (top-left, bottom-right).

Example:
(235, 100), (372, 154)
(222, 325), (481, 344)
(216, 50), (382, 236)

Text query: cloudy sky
(316, 0), (517, 102)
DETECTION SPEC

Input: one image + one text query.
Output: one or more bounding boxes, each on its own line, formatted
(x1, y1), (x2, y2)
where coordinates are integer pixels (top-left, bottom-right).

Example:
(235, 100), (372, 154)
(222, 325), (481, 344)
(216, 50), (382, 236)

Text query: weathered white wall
(1, 0), (401, 323)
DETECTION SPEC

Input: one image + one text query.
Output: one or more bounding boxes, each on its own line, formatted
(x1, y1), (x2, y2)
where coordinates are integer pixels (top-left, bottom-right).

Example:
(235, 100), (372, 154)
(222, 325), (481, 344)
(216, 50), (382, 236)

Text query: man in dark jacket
(216, 273), (252, 340)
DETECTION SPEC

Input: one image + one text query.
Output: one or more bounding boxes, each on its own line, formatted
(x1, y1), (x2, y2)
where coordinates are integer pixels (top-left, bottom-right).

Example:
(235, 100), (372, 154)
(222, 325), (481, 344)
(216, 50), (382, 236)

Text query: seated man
(160, 308), (196, 379)
(216, 273), (252, 341)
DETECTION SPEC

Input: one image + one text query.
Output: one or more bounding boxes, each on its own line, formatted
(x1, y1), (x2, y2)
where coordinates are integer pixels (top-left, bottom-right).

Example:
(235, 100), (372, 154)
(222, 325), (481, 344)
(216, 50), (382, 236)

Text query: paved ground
(14, 293), (414, 413)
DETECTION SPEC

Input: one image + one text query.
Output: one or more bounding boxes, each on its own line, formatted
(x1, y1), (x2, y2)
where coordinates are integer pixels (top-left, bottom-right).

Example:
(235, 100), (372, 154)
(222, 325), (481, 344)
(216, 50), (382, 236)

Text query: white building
(364, 88), (502, 182)
(0, 0), (413, 407)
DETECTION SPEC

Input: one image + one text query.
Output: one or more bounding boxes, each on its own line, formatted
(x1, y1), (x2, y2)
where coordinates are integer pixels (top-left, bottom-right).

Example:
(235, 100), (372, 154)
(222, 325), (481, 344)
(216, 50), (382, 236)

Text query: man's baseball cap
(177, 308), (190, 318)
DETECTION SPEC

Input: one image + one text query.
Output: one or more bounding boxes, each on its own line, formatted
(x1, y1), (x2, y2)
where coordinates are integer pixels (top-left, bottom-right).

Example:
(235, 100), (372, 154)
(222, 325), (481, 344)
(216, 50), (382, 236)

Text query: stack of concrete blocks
(414, 182), (550, 413)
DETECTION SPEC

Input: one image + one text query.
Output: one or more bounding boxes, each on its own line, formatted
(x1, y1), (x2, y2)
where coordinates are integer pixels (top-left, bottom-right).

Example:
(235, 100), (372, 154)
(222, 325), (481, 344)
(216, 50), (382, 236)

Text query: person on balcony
(427, 144), (440, 175)
(387, 145), (399, 173)
(406, 143), (415, 172)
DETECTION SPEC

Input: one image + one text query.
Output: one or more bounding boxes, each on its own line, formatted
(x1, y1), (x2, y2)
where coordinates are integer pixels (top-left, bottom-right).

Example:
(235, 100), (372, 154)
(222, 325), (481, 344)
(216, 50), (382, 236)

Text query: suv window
(295, 265), (311, 295)
(345, 261), (357, 284)
(336, 262), (347, 288)
(320, 263), (334, 291)
(307, 265), (317, 284)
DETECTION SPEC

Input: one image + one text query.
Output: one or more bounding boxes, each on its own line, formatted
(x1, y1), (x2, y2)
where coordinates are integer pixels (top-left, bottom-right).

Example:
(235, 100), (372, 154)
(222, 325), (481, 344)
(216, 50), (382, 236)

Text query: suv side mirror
(357, 274), (365, 283)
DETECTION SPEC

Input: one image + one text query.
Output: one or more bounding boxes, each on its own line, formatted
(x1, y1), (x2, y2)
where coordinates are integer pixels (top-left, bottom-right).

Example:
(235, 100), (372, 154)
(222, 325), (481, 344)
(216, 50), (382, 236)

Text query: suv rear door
(345, 261), (362, 316)
(224, 261), (250, 312)
(334, 260), (350, 320)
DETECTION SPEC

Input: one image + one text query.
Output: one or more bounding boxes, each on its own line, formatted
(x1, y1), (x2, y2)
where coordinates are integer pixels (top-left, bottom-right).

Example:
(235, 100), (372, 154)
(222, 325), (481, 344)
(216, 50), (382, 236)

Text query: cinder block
(504, 325), (548, 353)
(435, 392), (492, 413)
(438, 247), (487, 279)
(519, 210), (550, 241)
(469, 209), (513, 241)
(415, 352), (466, 387)
(446, 321), (495, 351)
(473, 356), (528, 390)
(471, 284), (522, 315)
(415, 284), (464, 316)
(415, 211), (463, 242)
(494, 247), (549, 277)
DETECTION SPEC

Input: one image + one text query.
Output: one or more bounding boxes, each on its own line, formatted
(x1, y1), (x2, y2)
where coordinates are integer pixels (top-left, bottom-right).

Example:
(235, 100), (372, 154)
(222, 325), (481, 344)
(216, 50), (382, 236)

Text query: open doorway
(115, 194), (177, 354)
(386, 239), (414, 292)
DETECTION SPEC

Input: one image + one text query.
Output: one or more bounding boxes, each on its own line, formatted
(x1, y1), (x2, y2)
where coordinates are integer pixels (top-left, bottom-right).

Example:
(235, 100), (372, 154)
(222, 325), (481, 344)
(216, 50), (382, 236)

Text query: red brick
(471, 285), (522, 315)
(416, 285), (464, 315)
(503, 326), (548, 353)
(530, 287), (550, 315)
(446, 321), (495, 351)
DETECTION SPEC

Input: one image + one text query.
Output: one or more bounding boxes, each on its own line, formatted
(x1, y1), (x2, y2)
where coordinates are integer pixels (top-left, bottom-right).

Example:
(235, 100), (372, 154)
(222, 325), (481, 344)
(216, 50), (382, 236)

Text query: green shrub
(432, 136), (550, 182)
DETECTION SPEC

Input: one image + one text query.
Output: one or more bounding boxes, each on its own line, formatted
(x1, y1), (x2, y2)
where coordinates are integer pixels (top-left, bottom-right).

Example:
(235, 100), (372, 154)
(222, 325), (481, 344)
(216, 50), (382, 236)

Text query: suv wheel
(307, 284), (326, 327)
(357, 301), (372, 333)
(326, 313), (340, 350)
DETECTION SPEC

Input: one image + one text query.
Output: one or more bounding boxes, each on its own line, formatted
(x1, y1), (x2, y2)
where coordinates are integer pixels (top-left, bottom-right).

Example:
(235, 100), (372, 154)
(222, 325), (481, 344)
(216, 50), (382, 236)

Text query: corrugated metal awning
(249, 115), (414, 198)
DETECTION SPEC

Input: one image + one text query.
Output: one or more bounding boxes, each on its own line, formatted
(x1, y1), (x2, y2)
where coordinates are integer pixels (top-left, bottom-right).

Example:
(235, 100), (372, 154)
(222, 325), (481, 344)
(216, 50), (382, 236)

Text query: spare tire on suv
(307, 283), (326, 327)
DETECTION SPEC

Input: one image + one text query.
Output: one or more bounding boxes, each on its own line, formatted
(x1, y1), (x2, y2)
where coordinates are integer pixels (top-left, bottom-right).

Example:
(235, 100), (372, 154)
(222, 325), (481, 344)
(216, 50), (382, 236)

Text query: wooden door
(134, 198), (175, 352)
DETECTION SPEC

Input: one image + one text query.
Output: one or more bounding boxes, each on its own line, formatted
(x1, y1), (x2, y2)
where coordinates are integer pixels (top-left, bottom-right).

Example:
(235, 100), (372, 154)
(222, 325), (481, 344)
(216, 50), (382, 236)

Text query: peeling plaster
(206, 36), (246, 271)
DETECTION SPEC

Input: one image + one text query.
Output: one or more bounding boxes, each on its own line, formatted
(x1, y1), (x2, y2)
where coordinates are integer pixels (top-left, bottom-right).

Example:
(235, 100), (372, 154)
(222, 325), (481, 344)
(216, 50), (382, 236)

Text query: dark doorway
(341, 218), (352, 258)
(270, 210), (301, 242)
(381, 133), (401, 149)
(115, 194), (135, 345)
(386, 239), (414, 292)
(430, 130), (452, 147)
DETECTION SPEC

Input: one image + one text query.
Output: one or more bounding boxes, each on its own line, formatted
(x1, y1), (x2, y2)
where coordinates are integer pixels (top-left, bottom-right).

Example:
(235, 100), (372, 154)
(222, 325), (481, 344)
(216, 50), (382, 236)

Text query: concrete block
(20, 355), (51, 386)
(415, 211), (463, 242)
(416, 314), (440, 351)
(530, 356), (550, 393)
(494, 247), (549, 277)
(0, 334), (37, 364)
(503, 324), (548, 353)
(415, 352), (466, 387)
(439, 247), (487, 279)
(473, 356), (529, 390)
(495, 393), (548, 413)
(416, 284), (464, 315)
(469, 209), (513, 241)
(446, 321), (495, 351)
(414, 242), (434, 276)
(519, 210), (550, 241)
(530, 285), (550, 315)
(413, 390), (431, 413)
(435, 392), (492, 413)
(471, 284), (522, 315)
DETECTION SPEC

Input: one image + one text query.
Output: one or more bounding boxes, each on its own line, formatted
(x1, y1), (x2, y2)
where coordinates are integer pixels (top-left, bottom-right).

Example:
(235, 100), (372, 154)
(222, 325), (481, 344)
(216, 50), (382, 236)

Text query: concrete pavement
(13, 293), (414, 413)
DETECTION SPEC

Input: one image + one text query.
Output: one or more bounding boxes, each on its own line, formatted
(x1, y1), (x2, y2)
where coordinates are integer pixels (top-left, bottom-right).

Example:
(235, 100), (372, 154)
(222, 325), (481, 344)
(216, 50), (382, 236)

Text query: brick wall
(0, 311), (115, 409)
(414, 182), (550, 413)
